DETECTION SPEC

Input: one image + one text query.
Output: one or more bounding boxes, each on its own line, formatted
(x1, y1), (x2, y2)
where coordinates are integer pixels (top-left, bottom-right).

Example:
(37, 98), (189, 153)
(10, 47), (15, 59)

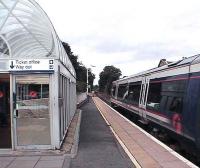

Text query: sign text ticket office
(9, 59), (54, 71)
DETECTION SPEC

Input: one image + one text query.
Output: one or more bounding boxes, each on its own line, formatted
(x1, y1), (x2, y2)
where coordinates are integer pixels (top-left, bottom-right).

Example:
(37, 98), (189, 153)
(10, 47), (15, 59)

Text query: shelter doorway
(0, 74), (11, 148)
(13, 75), (51, 148)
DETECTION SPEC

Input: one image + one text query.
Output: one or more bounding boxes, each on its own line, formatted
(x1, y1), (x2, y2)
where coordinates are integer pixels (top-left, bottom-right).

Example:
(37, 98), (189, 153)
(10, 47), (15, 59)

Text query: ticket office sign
(9, 59), (54, 71)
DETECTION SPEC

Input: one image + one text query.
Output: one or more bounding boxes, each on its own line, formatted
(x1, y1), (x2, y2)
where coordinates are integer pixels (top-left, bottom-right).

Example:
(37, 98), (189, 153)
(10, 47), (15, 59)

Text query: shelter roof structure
(0, 0), (75, 76)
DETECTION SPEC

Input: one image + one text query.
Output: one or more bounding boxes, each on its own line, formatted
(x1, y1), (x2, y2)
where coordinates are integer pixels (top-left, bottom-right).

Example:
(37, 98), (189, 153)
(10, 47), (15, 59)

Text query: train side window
(117, 84), (128, 99)
(162, 80), (187, 93)
(160, 95), (168, 112)
(169, 97), (183, 113)
(146, 82), (162, 112)
(127, 83), (141, 106)
(111, 85), (116, 97)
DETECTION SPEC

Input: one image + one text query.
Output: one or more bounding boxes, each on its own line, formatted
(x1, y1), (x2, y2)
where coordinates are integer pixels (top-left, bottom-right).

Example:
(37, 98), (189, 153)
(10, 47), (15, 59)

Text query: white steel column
(51, 62), (60, 149)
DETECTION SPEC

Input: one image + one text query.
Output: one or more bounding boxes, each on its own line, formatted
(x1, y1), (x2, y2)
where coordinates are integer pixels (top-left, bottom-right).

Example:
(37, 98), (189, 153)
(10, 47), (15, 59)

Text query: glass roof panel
(11, 1), (55, 57)
(1, 0), (16, 9)
(0, 15), (50, 58)
(0, 4), (9, 28)
(0, 0), (76, 76)
(0, 36), (9, 57)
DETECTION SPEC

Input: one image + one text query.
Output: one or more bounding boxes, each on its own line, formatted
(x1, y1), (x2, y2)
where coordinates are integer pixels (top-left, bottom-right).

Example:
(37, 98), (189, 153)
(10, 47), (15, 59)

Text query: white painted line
(96, 97), (198, 168)
(93, 98), (141, 168)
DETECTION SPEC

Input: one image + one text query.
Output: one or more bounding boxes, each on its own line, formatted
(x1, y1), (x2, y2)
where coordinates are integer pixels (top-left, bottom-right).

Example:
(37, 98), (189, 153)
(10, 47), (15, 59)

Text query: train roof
(114, 54), (200, 84)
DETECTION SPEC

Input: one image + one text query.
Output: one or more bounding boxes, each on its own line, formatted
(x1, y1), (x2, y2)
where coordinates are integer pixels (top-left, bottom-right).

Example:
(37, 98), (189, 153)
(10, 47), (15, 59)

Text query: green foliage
(76, 65), (87, 92)
(93, 85), (99, 91)
(98, 65), (122, 94)
(62, 42), (79, 69)
(88, 68), (95, 91)
(62, 42), (95, 93)
(76, 81), (87, 93)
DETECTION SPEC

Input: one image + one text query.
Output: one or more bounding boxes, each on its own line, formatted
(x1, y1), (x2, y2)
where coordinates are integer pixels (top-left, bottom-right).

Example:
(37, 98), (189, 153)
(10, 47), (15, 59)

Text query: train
(110, 55), (200, 159)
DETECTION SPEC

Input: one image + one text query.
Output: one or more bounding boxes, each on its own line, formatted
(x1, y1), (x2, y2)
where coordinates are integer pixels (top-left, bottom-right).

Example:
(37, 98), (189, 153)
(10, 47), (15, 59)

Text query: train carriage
(111, 55), (200, 157)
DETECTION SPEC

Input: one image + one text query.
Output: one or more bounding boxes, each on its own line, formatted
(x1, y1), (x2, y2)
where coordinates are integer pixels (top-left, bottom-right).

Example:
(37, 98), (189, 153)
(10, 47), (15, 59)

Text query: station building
(0, 0), (76, 151)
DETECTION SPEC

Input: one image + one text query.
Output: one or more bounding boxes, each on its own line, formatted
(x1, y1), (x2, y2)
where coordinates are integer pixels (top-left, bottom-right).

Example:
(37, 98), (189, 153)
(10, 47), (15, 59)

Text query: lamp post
(86, 68), (88, 94)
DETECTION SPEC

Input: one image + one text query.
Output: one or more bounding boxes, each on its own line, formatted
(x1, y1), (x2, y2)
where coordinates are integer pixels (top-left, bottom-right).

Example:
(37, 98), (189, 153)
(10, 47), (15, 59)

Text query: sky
(37, 0), (200, 84)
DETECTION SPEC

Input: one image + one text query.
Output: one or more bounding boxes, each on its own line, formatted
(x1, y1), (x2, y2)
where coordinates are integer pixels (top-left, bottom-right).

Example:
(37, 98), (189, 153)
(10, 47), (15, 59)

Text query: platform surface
(70, 98), (134, 168)
(93, 97), (197, 168)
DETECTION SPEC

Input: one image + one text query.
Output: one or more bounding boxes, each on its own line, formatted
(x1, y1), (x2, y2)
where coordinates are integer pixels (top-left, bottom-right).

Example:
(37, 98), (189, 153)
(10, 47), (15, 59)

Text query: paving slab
(0, 110), (82, 168)
(16, 156), (40, 161)
(40, 156), (65, 161)
(7, 160), (38, 168)
(34, 160), (64, 168)
(0, 161), (13, 168)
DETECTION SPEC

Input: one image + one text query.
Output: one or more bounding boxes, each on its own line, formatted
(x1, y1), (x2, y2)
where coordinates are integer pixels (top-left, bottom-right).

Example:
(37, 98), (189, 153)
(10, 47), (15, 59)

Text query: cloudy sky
(37, 0), (200, 84)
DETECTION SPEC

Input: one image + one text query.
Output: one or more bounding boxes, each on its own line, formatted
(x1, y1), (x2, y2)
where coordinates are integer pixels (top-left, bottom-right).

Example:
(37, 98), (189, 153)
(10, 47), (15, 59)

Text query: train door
(0, 74), (11, 148)
(139, 76), (150, 121)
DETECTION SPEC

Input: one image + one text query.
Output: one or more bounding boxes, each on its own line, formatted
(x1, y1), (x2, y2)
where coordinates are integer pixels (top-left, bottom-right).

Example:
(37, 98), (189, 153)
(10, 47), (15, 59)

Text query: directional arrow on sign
(10, 61), (14, 69)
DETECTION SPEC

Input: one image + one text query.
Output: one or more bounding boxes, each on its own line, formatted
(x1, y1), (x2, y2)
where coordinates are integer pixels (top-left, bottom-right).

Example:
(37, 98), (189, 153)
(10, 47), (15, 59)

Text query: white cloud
(37, 0), (200, 85)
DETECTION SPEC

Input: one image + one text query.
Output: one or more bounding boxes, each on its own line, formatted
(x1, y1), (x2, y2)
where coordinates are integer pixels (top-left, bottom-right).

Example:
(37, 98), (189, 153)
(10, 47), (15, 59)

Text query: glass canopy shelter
(0, 0), (76, 150)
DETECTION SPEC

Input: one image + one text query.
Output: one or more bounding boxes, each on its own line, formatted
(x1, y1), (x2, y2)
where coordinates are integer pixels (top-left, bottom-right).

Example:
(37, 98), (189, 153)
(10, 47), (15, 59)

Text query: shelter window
(17, 84), (49, 100)
(16, 75), (50, 145)
(59, 74), (71, 141)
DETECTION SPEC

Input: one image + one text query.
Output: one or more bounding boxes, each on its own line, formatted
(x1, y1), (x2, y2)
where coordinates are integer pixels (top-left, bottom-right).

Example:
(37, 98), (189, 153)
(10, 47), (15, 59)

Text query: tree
(88, 68), (95, 91)
(62, 42), (79, 68)
(93, 85), (99, 91)
(62, 42), (95, 92)
(98, 66), (122, 94)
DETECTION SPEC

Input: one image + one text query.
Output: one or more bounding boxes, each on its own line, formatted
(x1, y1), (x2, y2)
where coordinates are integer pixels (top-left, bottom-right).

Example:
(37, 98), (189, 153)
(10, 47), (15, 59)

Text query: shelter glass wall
(16, 75), (50, 146)
(59, 74), (76, 142)
(0, 0), (76, 150)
